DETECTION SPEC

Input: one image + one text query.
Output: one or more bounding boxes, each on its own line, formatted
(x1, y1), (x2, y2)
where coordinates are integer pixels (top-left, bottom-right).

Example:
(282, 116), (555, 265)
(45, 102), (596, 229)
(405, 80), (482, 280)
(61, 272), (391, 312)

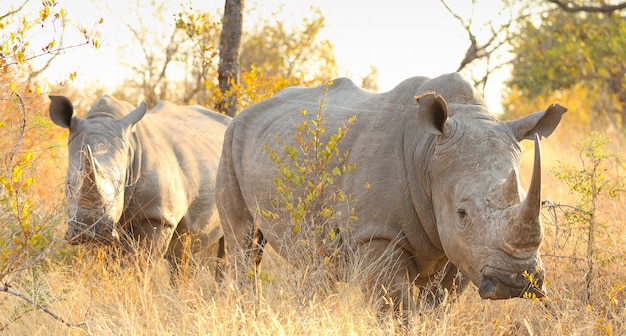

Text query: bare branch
(3, 94), (27, 184)
(547, 0), (626, 13)
(0, 284), (85, 330)
(0, 0), (31, 21)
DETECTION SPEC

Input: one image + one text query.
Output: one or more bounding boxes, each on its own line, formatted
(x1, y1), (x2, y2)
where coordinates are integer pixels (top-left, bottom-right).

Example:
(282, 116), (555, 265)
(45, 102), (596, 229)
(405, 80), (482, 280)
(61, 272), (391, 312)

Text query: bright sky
(35, 0), (508, 111)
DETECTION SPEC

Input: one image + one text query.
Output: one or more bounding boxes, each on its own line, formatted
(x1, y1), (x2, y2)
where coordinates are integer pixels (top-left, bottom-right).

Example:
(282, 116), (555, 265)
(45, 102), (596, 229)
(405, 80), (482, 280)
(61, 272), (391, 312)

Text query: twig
(4, 93), (27, 179)
(542, 199), (591, 217)
(0, 283), (86, 329)
(547, 0), (626, 13)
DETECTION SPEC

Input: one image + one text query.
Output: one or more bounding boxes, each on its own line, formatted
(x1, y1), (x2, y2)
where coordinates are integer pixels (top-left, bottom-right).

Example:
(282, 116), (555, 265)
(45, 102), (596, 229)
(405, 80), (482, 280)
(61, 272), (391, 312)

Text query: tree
(360, 65), (379, 93)
(240, 6), (336, 84)
(108, 1), (336, 114)
(439, 0), (535, 92)
(507, 8), (626, 130)
(548, 0), (626, 13)
(103, 0), (206, 107)
(217, 0), (244, 117)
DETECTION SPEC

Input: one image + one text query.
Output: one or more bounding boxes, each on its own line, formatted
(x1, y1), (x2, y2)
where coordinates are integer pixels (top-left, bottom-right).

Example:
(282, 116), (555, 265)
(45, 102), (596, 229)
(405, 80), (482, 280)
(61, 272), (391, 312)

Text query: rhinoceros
(215, 73), (566, 309)
(49, 95), (230, 271)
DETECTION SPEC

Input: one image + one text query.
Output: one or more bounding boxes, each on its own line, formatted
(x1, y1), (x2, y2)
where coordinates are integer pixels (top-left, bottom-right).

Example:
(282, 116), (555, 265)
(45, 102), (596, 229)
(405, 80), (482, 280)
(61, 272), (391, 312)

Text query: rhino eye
(457, 209), (467, 219)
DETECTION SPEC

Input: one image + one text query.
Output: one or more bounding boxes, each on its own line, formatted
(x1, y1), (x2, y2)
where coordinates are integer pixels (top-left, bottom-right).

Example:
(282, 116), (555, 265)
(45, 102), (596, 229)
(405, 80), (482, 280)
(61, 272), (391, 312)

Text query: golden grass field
(1, 132), (624, 336)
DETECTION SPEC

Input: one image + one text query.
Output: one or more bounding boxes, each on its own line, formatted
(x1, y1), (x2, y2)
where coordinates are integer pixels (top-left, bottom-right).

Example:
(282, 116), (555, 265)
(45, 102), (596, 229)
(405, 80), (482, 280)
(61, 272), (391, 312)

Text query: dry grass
(1, 230), (624, 336)
(1, 130), (625, 335)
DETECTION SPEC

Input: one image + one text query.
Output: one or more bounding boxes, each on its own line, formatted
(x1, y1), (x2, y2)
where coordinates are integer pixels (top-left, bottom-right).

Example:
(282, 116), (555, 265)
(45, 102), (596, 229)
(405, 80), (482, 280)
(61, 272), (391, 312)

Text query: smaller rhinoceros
(49, 95), (230, 271)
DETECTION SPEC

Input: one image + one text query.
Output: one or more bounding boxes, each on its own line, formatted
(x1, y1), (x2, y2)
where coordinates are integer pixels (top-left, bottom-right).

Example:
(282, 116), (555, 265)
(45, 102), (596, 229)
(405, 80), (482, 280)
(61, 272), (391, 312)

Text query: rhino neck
(404, 126), (444, 253)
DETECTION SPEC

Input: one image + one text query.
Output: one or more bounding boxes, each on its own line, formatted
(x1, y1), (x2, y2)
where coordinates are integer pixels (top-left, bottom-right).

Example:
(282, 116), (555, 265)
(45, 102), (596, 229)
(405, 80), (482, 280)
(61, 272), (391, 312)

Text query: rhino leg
(165, 225), (192, 276)
(165, 220), (224, 278)
(360, 239), (419, 316)
(418, 262), (468, 307)
(218, 210), (266, 284)
(127, 219), (176, 267)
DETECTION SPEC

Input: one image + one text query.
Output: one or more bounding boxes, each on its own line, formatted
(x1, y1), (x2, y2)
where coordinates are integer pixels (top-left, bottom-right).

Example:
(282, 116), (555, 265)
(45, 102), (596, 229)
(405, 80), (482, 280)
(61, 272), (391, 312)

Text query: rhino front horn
(511, 134), (543, 250)
(79, 145), (102, 204)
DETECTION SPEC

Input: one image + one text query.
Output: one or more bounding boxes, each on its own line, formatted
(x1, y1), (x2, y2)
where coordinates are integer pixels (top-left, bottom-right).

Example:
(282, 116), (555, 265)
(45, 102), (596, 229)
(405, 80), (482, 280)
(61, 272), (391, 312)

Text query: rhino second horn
(510, 134), (543, 250)
(491, 169), (523, 208)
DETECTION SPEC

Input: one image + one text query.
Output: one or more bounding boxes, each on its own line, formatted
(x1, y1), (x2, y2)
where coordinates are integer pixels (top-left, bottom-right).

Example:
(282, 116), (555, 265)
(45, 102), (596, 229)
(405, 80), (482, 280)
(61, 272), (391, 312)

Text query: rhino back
(128, 102), (230, 233)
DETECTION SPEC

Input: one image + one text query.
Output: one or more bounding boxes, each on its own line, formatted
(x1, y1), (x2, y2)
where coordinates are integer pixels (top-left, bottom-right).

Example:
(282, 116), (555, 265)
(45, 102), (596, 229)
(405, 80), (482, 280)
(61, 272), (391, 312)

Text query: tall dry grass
(1, 115), (625, 335)
(1, 216), (624, 336)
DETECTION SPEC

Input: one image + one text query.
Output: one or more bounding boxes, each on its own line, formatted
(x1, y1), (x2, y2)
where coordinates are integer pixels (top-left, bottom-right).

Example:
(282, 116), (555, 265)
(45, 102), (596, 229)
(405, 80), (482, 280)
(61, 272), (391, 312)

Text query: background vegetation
(1, 0), (624, 334)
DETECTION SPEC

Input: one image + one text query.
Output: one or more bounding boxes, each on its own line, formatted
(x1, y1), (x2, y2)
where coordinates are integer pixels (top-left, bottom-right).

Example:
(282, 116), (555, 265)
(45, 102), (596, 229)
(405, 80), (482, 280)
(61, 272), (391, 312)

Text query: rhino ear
(49, 95), (80, 129)
(508, 104), (567, 141)
(416, 91), (448, 135)
(119, 102), (147, 131)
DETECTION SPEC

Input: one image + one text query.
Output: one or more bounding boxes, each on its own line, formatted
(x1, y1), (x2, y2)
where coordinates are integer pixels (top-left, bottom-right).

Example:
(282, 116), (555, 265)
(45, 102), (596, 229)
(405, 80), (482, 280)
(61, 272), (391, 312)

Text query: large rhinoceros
(50, 95), (230, 271)
(215, 73), (566, 309)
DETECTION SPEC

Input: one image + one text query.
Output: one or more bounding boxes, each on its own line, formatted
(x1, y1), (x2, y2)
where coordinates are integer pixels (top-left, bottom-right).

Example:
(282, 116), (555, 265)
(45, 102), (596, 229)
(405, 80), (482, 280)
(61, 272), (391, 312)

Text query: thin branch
(2, 42), (93, 69)
(3, 94), (27, 185)
(0, 284), (85, 329)
(542, 199), (592, 216)
(0, 1), (31, 21)
(547, 0), (626, 13)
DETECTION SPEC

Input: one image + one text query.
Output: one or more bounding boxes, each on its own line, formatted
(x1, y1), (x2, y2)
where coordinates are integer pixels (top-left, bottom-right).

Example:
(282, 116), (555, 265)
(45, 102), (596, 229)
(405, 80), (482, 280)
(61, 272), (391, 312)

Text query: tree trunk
(217, 0), (244, 117)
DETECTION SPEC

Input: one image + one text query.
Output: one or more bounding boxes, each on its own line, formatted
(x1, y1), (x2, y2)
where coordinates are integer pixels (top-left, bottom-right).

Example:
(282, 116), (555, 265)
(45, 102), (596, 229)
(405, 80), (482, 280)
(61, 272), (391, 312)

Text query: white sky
(26, 0), (509, 111)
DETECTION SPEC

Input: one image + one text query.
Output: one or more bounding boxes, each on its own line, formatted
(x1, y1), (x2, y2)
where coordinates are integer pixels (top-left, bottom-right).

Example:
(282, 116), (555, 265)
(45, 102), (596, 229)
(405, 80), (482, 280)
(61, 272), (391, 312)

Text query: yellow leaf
(10, 82), (16, 91)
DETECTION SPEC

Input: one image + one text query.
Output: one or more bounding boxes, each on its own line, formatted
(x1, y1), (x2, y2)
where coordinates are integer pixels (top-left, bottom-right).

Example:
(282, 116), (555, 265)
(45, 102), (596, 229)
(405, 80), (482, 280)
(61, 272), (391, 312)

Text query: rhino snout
(478, 267), (545, 300)
(65, 220), (120, 245)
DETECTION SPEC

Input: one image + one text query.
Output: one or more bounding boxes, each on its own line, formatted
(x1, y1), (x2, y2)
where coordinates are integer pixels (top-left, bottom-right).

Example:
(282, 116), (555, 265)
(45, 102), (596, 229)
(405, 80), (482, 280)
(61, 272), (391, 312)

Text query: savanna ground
(1, 110), (625, 335)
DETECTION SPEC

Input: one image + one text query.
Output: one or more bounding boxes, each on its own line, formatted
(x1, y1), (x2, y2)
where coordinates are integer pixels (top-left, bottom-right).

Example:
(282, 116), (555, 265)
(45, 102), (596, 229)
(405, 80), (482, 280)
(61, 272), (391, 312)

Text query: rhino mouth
(65, 221), (120, 245)
(478, 266), (545, 300)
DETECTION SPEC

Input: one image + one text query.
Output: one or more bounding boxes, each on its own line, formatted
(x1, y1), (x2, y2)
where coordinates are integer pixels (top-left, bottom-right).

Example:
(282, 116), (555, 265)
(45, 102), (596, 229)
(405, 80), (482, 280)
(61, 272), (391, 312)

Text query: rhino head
(416, 87), (565, 300)
(49, 96), (146, 245)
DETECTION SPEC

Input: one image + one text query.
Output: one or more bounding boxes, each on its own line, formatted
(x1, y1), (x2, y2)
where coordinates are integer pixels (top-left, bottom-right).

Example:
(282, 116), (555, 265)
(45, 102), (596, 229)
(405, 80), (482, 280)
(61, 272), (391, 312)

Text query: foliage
(241, 6), (337, 84)
(546, 132), (624, 304)
(1, 150), (49, 283)
(0, 0), (100, 329)
(1, 0), (101, 89)
(260, 81), (358, 295)
(205, 64), (328, 115)
(507, 8), (626, 129)
(175, 3), (220, 82)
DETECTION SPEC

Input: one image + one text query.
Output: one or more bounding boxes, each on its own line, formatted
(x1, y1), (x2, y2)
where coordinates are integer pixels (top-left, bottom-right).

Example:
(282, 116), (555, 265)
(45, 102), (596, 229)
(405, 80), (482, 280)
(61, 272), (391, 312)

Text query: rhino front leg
(127, 219), (176, 269)
(360, 239), (419, 316)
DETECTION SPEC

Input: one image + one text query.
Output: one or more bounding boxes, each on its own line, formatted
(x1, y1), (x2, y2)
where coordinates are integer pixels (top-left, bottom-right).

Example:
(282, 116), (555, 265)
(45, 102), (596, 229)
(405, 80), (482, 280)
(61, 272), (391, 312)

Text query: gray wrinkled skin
(216, 73), (566, 310)
(50, 95), (230, 271)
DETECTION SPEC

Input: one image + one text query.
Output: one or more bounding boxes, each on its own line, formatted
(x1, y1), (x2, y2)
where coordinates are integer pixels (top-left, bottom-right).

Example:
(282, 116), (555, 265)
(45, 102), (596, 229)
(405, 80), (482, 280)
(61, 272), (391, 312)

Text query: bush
(543, 131), (625, 308)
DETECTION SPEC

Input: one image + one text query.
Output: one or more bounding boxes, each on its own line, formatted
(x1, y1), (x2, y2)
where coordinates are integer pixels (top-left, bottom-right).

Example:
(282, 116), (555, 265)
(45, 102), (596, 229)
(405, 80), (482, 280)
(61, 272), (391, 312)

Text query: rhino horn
(491, 169), (522, 207)
(510, 134), (543, 250)
(79, 145), (102, 204)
